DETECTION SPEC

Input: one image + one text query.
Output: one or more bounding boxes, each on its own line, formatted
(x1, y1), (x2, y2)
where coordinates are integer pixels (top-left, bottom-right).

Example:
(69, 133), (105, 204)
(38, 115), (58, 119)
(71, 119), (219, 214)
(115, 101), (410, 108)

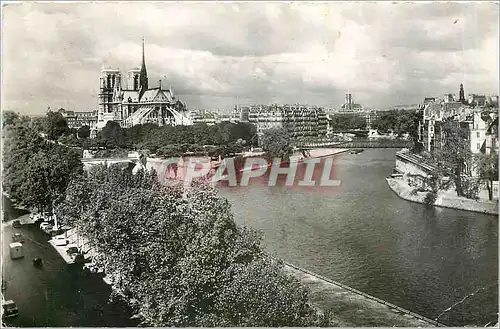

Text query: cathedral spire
(139, 37), (148, 94)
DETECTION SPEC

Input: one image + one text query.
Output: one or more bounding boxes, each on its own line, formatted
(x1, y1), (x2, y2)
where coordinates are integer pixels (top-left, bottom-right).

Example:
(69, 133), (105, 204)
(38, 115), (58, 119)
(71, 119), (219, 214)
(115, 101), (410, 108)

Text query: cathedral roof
(122, 90), (140, 102)
(139, 89), (175, 103)
(140, 89), (158, 102)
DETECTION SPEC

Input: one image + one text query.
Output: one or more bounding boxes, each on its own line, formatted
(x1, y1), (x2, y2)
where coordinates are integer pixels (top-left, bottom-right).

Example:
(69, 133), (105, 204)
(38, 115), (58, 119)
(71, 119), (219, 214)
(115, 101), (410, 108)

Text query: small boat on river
(350, 149), (364, 154)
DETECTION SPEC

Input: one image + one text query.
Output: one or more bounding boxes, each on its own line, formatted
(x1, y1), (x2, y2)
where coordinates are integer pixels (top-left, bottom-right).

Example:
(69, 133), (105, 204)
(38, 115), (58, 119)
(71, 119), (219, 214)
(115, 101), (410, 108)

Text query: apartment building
(244, 104), (328, 144)
(58, 108), (98, 130)
(418, 100), (498, 156)
(482, 117), (499, 155)
(190, 110), (217, 125)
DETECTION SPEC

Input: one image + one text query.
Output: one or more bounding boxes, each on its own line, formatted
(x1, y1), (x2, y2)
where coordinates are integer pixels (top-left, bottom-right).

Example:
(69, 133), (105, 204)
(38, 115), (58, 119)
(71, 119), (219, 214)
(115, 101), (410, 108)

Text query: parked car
(12, 220), (21, 228)
(73, 253), (85, 264)
(66, 245), (79, 256)
(30, 213), (43, 221)
(2, 300), (19, 318)
(53, 235), (68, 246)
(12, 233), (24, 243)
(40, 222), (51, 230)
(32, 257), (43, 267)
(83, 262), (99, 273)
(41, 225), (53, 234)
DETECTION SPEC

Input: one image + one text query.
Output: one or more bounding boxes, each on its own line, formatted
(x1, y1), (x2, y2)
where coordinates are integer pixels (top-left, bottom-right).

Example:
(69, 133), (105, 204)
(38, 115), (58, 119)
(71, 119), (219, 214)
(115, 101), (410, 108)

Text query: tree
(260, 127), (294, 160)
(432, 119), (473, 197)
(2, 110), (20, 127)
(2, 111), (31, 129)
(77, 125), (91, 139)
(3, 125), (83, 213)
(216, 256), (317, 326)
(56, 168), (324, 327)
(229, 122), (257, 147)
(99, 121), (127, 148)
(58, 133), (79, 146)
(42, 111), (71, 140)
(474, 151), (499, 201)
(330, 114), (366, 131)
(372, 110), (420, 136)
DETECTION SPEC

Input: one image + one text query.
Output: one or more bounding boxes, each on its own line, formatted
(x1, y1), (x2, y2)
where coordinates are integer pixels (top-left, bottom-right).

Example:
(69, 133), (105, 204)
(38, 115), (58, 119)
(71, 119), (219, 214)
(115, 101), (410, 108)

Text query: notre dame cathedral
(96, 38), (192, 132)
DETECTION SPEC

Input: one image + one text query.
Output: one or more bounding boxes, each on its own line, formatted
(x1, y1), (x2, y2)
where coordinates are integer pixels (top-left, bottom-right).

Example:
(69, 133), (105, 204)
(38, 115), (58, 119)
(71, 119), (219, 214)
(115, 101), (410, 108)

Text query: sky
(1, 1), (499, 115)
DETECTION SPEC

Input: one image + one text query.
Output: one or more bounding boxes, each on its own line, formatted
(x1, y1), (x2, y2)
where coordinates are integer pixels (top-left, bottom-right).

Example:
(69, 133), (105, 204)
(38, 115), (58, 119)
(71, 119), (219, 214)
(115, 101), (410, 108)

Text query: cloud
(1, 2), (498, 114)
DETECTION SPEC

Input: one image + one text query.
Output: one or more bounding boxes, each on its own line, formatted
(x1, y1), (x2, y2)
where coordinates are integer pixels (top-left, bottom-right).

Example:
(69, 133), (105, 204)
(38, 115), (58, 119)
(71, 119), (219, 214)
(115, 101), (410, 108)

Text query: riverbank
(41, 220), (441, 327)
(284, 262), (442, 327)
(298, 148), (348, 160)
(386, 177), (498, 215)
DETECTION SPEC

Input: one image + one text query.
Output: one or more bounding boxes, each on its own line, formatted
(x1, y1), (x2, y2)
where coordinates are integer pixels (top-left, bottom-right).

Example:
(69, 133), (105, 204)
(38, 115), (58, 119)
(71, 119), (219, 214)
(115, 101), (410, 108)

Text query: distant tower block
(459, 83), (466, 103)
(345, 93), (353, 111)
(127, 69), (141, 91)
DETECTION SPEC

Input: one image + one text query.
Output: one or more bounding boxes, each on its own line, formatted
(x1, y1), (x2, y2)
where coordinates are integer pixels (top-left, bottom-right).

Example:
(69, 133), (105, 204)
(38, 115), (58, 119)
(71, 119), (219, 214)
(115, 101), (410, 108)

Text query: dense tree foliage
(78, 125), (91, 139)
(3, 125), (83, 213)
(57, 133), (80, 146)
(56, 167), (324, 327)
(41, 111), (72, 140)
(96, 122), (257, 154)
(372, 110), (421, 136)
(98, 121), (127, 147)
(2, 110), (32, 129)
(329, 114), (366, 130)
(260, 127), (294, 160)
(431, 119), (473, 197)
(474, 151), (499, 201)
(2, 110), (20, 127)
(372, 110), (423, 152)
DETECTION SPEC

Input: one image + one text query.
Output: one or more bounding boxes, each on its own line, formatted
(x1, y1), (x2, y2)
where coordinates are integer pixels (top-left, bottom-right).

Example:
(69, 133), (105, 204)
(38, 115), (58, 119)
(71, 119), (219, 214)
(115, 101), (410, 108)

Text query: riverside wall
(386, 177), (499, 215)
(284, 262), (442, 327)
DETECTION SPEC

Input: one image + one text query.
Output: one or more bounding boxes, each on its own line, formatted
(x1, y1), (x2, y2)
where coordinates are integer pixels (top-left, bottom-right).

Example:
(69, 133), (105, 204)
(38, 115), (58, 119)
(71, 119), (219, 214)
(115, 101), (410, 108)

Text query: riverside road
(2, 148), (498, 327)
(2, 214), (137, 327)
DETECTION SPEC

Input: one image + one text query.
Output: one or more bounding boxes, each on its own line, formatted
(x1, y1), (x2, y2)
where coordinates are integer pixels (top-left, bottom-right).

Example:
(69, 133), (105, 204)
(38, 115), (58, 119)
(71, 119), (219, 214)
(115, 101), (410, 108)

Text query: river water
(219, 148), (498, 326)
(2, 148), (497, 327)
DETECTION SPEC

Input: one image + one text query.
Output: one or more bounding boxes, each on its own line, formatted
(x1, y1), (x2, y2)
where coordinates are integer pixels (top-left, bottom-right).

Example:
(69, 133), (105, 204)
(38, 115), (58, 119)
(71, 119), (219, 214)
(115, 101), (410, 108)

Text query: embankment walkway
(386, 177), (498, 215)
(284, 262), (443, 327)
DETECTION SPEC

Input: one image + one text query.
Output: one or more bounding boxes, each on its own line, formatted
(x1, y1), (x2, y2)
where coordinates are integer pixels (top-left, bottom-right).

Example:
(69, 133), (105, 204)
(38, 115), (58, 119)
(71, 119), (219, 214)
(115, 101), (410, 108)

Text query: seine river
(219, 148), (498, 326)
(2, 148), (497, 326)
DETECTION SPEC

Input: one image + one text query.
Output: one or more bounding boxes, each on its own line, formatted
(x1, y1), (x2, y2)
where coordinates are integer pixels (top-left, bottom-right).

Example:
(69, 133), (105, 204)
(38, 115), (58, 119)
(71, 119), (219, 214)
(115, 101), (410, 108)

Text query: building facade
(190, 110), (217, 125)
(418, 98), (498, 156)
(58, 108), (98, 131)
(482, 117), (498, 155)
(96, 39), (192, 133)
(242, 104), (328, 144)
(467, 94), (487, 107)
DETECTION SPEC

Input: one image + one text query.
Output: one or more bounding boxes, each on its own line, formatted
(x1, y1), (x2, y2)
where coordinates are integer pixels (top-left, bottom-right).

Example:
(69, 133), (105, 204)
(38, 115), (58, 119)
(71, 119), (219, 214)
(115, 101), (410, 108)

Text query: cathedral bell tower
(99, 69), (120, 114)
